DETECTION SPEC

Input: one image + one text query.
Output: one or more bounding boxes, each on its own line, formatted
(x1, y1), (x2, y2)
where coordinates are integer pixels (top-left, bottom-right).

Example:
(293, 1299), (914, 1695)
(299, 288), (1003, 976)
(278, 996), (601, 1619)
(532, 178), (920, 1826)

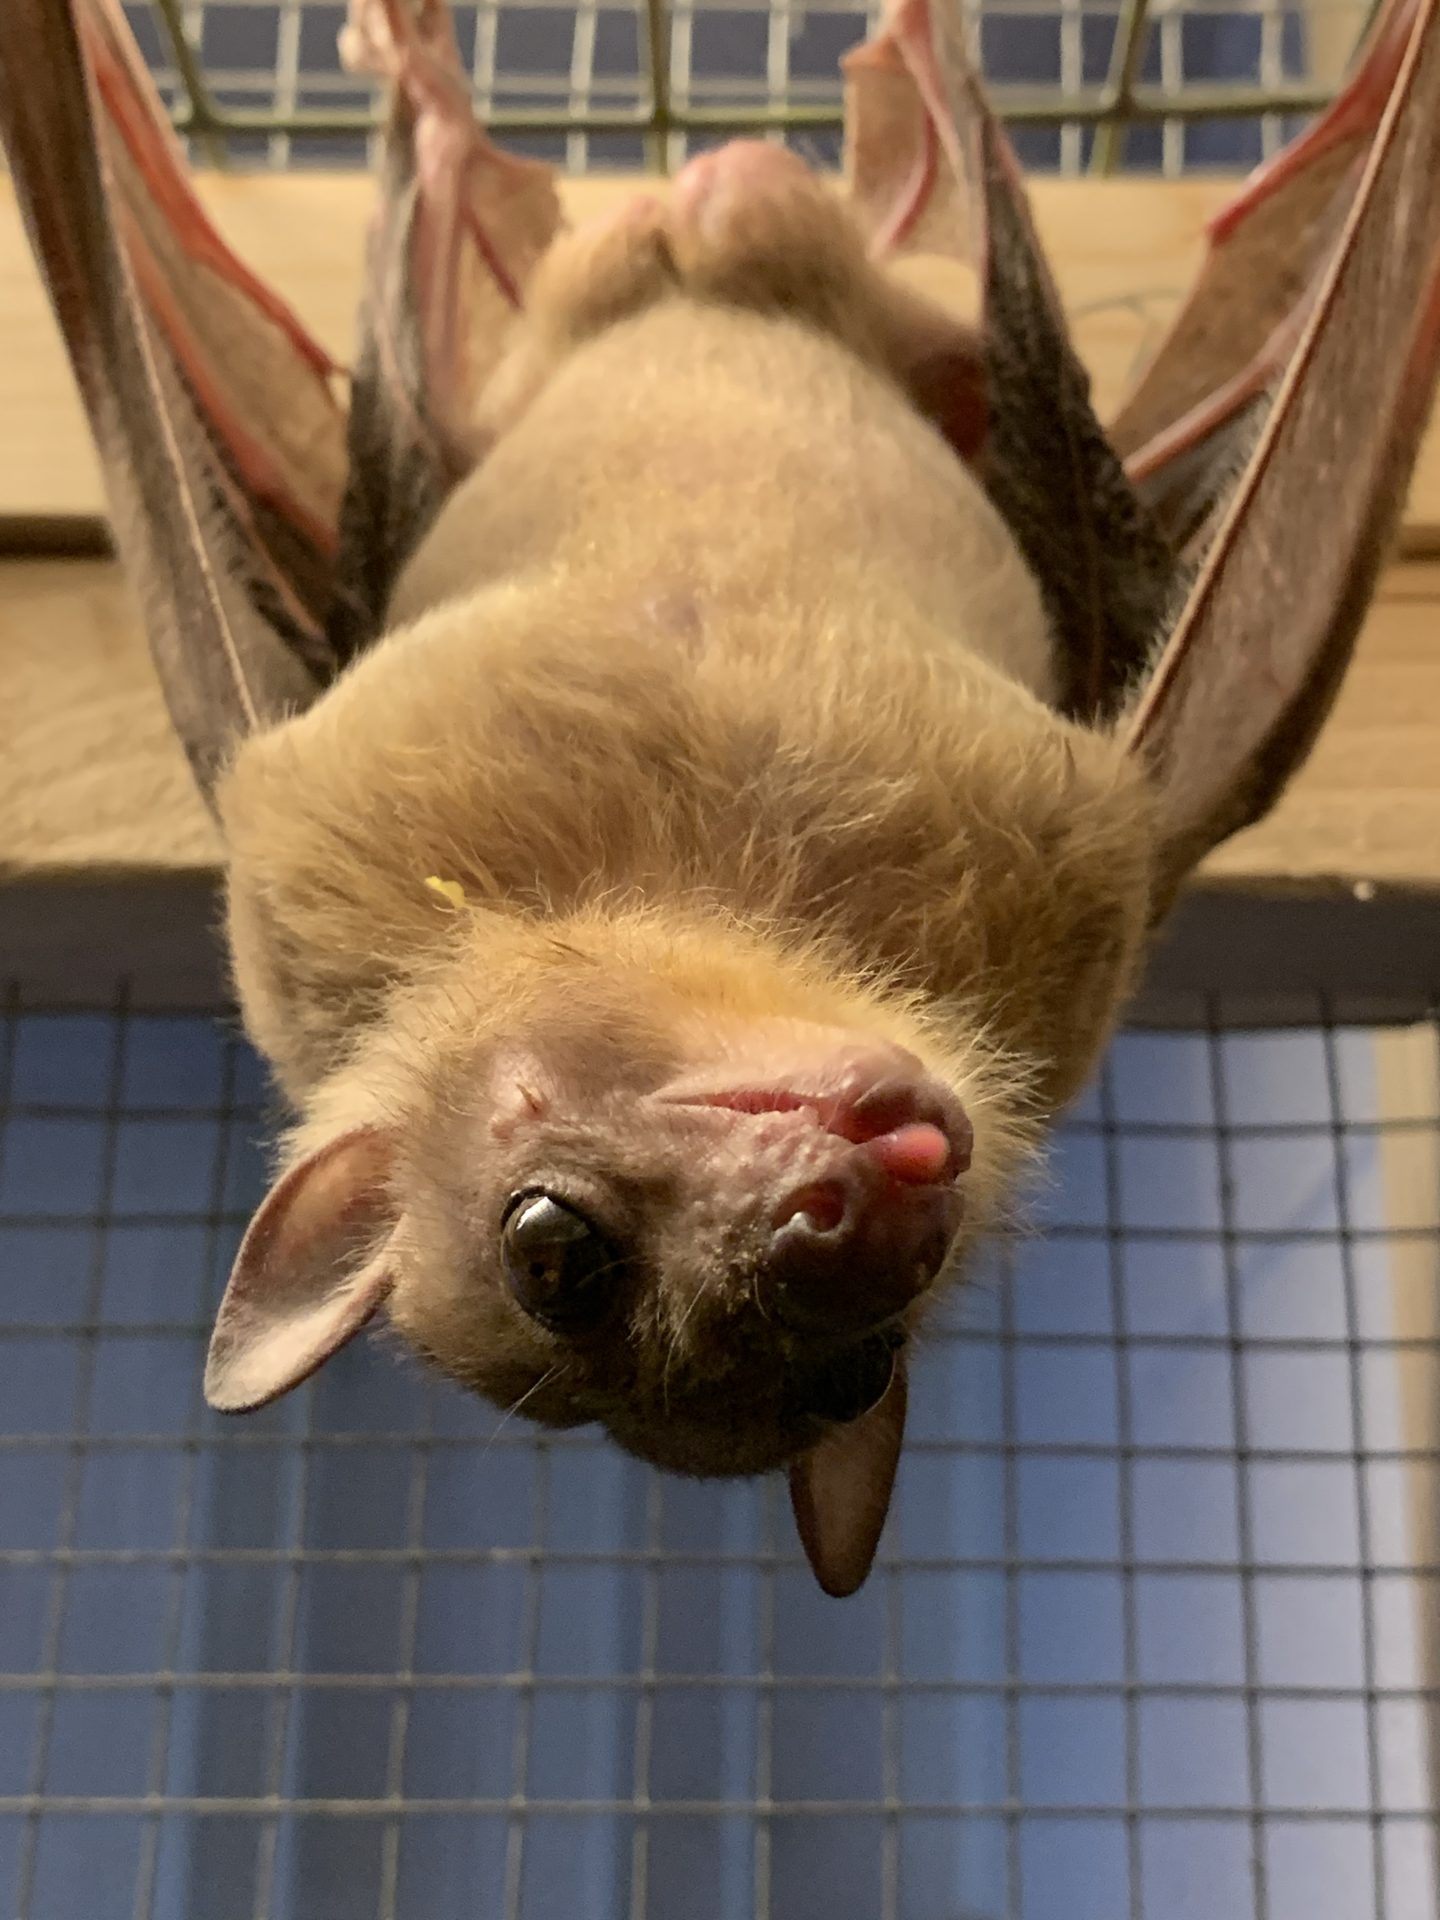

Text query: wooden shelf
(4, 551), (1439, 1009)
(3, 174), (1439, 1005)
(3, 172), (1437, 541)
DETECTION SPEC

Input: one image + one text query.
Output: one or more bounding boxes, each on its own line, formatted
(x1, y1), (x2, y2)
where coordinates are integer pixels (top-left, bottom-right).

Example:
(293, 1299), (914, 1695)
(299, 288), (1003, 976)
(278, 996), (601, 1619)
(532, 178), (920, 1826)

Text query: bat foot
(670, 139), (811, 228)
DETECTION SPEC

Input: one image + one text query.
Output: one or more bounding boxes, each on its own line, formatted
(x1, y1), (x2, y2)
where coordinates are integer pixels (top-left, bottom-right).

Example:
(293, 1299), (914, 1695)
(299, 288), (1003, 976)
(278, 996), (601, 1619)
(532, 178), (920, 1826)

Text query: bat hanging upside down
(2, 0), (1437, 1595)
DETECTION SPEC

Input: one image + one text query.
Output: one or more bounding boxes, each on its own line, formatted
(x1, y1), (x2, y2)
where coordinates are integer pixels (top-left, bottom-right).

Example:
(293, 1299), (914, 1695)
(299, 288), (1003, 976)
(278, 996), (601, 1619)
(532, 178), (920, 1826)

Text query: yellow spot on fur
(424, 875), (467, 909)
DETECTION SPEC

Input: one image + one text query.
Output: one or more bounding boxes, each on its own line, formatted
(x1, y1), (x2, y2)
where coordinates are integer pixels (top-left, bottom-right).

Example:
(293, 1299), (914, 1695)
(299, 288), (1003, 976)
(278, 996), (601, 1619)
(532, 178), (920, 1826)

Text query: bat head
(204, 910), (1028, 1596)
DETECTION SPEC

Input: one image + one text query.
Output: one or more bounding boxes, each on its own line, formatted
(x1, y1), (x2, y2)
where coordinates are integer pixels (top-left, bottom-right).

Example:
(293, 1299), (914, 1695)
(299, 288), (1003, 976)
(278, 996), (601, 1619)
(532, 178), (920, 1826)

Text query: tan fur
(215, 177), (1158, 1472)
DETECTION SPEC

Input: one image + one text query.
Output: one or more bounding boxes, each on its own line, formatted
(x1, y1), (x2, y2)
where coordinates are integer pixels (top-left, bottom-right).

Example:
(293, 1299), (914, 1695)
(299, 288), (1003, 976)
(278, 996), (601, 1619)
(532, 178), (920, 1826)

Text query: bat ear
(788, 1359), (907, 1598)
(205, 1128), (398, 1413)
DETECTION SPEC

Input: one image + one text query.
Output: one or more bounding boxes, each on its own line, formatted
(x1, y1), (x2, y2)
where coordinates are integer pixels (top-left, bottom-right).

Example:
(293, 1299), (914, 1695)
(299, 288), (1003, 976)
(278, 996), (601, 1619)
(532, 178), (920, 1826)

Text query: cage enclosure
(1, 3), (1438, 1918)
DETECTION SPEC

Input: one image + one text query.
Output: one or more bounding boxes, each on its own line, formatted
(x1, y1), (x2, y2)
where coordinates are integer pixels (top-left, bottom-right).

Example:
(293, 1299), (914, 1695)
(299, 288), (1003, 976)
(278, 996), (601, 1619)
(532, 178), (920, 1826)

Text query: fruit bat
(2, 0), (1437, 1598)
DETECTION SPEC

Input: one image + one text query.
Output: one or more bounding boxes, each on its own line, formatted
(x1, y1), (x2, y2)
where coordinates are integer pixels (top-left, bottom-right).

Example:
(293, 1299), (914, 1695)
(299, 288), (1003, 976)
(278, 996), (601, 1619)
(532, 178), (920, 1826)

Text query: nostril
(766, 1176), (962, 1336)
(774, 1179), (850, 1235)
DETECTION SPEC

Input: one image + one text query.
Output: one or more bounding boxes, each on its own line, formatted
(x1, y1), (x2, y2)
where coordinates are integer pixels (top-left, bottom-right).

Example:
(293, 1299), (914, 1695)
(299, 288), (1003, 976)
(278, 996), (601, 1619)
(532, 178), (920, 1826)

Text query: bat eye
(799, 1331), (899, 1426)
(500, 1192), (620, 1333)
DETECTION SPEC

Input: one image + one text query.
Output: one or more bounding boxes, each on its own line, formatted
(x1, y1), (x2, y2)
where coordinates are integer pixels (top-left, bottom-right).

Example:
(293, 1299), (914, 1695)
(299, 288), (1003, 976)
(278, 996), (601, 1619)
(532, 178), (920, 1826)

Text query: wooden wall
(3, 174), (1438, 1002)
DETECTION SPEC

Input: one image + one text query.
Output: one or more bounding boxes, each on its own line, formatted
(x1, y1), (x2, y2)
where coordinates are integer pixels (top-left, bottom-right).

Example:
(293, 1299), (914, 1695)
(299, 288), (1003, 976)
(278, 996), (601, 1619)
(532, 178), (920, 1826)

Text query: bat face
(214, 693), (1154, 1480)
(207, 898), (1029, 1480)
(391, 994), (972, 1477)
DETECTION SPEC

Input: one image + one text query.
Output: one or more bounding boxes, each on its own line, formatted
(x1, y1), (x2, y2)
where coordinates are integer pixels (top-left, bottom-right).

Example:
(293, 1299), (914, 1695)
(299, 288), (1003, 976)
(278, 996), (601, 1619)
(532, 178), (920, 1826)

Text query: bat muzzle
(765, 1162), (963, 1335)
(661, 1033), (972, 1338)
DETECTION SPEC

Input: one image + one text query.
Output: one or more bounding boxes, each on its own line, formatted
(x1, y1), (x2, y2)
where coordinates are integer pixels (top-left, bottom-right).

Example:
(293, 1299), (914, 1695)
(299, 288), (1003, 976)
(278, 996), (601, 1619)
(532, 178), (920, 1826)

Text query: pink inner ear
(205, 1249), (393, 1413)
(788, 1362), (908, 1598)
(204, 1128), (397, 1413)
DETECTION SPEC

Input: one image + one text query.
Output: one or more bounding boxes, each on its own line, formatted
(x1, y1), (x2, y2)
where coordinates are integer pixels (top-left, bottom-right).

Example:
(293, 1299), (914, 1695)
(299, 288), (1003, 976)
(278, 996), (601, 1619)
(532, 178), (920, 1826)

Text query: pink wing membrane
(339, 0), (561, 460)
(843, 0), (1176, 720)
(81, 0), (347, 586)
(329, 0), (563, 650)
(0, 0), (342, 791)
(842, 0), (979, 265)
(1111, 0), (1430, 545)
(1127, 0), (1440, 902)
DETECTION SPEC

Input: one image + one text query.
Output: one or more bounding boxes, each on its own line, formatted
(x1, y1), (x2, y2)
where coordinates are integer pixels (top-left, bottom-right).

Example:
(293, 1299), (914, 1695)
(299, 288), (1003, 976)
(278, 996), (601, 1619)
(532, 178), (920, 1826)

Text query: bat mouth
(659, 1041), (972, 1336)
(665, 1067), (973, 1191)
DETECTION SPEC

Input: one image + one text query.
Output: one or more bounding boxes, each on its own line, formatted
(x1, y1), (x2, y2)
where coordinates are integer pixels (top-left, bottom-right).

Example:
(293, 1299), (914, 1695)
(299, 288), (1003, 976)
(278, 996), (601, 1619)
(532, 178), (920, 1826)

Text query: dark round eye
(797, 1332), (899, 1426)
(500, 1192), (620, 1333)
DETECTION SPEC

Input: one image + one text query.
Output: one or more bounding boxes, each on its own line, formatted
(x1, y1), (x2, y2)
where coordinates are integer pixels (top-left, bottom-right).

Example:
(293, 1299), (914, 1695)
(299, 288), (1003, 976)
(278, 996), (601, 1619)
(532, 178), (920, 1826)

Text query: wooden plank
(1201, 572), (1440, 887)
(0, 557), (216, 875)
(4, 555), (1440, 895)
(0, 875), (228, 1008)
(2, 172), (1438, 545)
(5, 168), (1440, 993)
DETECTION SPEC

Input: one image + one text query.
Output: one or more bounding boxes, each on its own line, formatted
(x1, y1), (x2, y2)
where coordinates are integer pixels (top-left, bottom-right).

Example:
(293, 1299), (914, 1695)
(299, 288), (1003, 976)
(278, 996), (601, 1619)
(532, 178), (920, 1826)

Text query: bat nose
(763, 1063), (969, 1334)
(765, 1165), (963, 1336)
(658, 1028), (971, 1332)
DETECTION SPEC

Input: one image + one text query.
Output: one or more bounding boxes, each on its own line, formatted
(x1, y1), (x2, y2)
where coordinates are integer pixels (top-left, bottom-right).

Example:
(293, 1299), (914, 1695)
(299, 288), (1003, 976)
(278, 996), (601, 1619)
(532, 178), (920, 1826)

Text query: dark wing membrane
(844, 0), (1176, 723)
(330, 0), (562, 657)
(1110, 0), (1428, 557)
(0, 0), (348, 800)
(1126, 0), (1440, 910)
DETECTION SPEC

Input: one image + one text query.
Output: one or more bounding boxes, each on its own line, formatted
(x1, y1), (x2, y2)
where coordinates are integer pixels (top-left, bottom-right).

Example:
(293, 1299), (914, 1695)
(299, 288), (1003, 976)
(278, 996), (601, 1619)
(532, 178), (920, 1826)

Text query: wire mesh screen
(129, 0), (1369, 172)
(0, 994), (1437, 1920)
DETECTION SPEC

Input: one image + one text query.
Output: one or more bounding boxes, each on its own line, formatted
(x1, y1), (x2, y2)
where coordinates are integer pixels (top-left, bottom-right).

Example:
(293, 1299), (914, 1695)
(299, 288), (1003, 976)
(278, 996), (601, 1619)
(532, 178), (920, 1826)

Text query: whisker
(660, 1278), (707, 1413)
(749, 1258), (771, 1326)
(484, 1359), (569, 1454)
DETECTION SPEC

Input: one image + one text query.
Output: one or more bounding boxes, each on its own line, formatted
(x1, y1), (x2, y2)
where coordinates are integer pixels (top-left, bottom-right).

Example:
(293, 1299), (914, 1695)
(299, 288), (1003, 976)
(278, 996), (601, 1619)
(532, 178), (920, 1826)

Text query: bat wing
(330, 0), (562, 657)
(846, 0), (1440, 905)
(1110, 0), (1431, 557)
(0, 0), (344, 797)
(1124, 0), (1440, 910)
(0, 0), (562, 793)
(844, 0), (1178, 721)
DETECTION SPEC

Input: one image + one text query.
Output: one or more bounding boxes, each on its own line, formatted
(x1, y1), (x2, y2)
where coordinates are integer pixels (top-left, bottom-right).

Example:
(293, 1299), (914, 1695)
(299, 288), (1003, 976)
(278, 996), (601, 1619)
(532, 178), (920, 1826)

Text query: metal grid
(0, 989), (1436, 1919)
(128, 0), (1370, 173)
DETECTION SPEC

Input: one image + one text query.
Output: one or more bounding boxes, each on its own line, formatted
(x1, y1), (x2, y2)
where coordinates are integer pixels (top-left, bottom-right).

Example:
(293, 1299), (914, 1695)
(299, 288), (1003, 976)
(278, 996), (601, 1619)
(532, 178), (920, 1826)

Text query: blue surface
(0, 1007), (1435, 1919)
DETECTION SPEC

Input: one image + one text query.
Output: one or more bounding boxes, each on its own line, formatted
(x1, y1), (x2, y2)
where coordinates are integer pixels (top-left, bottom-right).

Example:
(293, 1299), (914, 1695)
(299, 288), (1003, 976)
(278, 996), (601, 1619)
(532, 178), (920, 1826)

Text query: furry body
(216, 200), (1157, 1474)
